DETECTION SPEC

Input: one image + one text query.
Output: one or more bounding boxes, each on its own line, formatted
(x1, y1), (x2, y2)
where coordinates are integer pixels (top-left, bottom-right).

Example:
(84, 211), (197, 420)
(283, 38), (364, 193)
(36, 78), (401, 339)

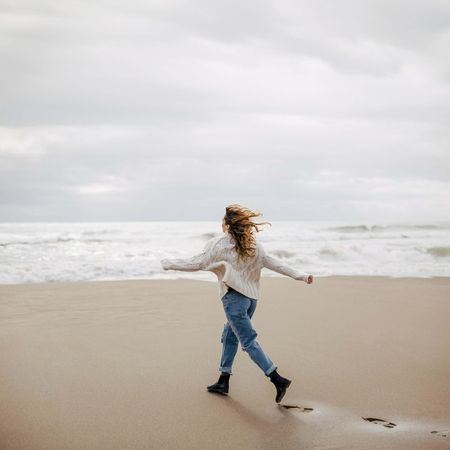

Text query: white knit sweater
(160, 232), (310, 301)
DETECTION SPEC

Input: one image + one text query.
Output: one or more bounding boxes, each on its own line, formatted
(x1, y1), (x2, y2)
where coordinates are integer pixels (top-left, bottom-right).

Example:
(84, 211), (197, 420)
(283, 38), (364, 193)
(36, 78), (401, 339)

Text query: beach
(0, 276), (449, 449)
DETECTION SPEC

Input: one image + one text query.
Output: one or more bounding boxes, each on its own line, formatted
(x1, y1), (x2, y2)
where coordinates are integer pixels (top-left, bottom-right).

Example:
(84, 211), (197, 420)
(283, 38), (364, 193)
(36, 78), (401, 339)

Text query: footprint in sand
(362, 417), (397, 428)
(279, 404), (314, 412)
(431, 429), (449, 438)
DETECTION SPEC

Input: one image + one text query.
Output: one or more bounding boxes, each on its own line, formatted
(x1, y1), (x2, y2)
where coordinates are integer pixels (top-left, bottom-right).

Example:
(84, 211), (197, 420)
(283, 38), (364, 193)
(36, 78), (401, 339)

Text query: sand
(0, 276), (449, 450)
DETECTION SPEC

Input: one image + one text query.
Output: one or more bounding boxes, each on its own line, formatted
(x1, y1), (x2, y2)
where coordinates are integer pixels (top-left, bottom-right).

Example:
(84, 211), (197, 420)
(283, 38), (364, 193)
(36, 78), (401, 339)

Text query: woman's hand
(306, 274), (313, 284)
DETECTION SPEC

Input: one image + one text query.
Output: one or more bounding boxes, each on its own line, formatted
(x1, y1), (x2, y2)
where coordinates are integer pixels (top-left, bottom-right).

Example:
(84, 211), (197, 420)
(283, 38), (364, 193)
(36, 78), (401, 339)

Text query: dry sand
(0, 276), (449, 450)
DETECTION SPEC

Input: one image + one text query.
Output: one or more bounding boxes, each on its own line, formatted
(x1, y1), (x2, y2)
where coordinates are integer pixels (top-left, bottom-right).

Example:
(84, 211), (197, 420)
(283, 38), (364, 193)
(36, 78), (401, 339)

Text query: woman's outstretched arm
(259, 242), (310, 282)
(160, 237), (218, 272)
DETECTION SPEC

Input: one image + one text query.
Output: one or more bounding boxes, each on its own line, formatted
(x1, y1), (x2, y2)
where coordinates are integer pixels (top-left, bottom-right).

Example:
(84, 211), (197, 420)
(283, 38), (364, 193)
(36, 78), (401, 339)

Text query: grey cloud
(0, 0), (449, 221)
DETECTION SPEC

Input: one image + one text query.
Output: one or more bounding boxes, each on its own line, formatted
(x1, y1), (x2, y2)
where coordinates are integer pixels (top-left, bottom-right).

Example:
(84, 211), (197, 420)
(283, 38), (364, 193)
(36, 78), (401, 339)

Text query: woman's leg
(219, 321), (239, 374)
(222, 293), (277, 376)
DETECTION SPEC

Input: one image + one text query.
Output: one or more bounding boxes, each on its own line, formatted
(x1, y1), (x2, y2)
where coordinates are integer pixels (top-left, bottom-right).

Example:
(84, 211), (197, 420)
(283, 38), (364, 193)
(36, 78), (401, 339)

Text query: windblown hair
(224, 204), (272, 262)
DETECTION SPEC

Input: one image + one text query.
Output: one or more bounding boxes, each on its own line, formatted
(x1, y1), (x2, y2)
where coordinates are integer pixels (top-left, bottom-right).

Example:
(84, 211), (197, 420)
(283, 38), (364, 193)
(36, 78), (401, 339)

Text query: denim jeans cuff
(265, 364), (277, 377)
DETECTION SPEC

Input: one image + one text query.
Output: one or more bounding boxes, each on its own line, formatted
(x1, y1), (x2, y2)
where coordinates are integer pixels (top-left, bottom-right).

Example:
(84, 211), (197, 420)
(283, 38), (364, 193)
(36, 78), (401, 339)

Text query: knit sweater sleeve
(259, 242), (309, 282)
(160, 237), (218, 272)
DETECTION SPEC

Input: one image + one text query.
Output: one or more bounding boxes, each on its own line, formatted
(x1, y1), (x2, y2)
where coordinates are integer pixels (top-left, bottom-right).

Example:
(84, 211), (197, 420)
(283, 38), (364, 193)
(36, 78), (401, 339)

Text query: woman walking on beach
(161, 204), (313, 403)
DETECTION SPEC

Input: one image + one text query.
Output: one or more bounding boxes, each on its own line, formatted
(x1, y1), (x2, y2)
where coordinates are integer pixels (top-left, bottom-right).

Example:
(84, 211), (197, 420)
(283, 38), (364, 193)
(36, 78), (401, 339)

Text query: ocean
(0, 221), (449, 284)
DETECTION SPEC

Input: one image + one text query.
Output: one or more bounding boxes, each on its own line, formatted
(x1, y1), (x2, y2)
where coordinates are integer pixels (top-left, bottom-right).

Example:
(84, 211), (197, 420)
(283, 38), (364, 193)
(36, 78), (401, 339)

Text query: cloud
(0, 0), (449, 221)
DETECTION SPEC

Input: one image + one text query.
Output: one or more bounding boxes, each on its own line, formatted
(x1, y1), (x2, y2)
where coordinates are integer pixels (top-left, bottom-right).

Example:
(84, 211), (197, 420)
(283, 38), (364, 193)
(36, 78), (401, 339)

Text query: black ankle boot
(269, 369), (292, 403)
(207, 372), (231, 395)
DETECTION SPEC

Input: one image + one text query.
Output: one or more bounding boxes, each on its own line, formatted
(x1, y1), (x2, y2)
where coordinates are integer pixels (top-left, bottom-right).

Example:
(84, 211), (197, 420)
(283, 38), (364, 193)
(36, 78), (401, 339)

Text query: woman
(161, 204), (313, 403)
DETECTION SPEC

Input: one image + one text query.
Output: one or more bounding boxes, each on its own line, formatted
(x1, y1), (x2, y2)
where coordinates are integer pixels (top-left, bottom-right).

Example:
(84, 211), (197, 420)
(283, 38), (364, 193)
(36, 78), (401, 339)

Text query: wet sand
(0, 276), (449, 449)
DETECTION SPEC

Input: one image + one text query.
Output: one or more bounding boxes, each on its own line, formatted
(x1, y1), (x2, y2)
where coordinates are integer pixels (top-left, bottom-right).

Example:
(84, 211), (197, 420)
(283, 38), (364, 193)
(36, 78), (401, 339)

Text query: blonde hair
(224, 204), (272, 262)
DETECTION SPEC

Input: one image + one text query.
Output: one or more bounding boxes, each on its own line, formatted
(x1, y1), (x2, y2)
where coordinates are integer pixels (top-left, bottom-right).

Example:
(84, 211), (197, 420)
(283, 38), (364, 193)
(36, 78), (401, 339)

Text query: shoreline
(1, 273), (449, 288)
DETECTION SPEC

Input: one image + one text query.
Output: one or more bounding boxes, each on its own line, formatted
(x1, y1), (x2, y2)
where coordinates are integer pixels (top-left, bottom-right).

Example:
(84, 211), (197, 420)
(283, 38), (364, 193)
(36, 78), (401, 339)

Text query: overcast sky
(1, 0), (449, 222)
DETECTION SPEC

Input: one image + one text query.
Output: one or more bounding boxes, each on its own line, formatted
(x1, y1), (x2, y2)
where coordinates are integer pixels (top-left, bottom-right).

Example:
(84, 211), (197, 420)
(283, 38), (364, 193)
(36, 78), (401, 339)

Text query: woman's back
(161, 232), (309, 301)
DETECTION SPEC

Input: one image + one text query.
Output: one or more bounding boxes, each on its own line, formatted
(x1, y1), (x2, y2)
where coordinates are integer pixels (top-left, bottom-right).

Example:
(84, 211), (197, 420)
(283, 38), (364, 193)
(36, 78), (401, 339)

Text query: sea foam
(0, 220), (449, 284)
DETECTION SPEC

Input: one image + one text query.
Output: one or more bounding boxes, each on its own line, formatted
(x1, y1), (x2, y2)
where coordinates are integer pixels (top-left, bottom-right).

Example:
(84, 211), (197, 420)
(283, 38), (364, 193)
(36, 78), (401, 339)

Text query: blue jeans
(219, 287), (277, 377)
